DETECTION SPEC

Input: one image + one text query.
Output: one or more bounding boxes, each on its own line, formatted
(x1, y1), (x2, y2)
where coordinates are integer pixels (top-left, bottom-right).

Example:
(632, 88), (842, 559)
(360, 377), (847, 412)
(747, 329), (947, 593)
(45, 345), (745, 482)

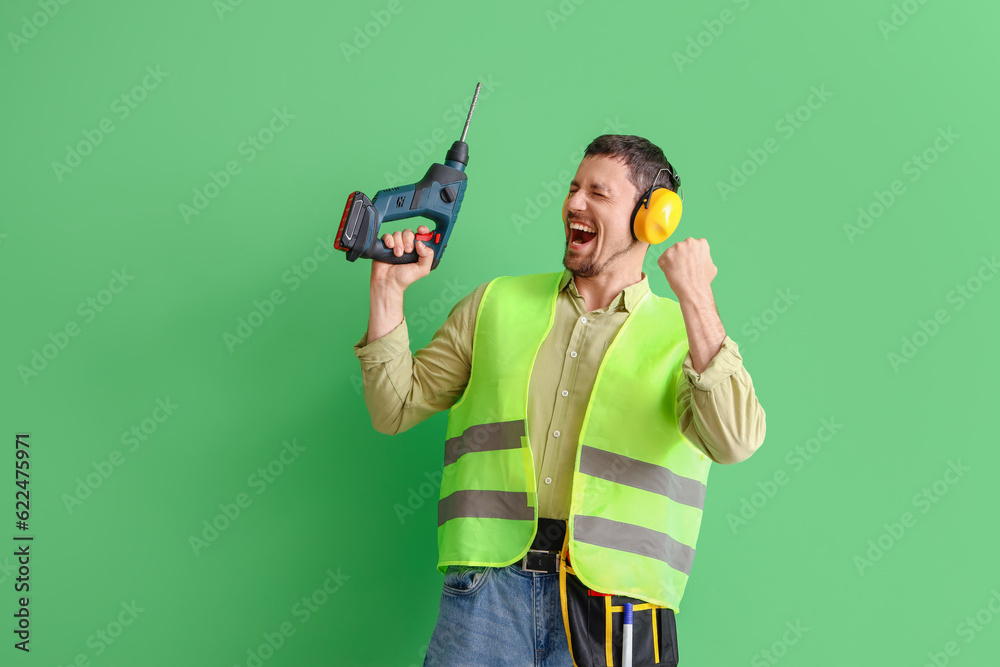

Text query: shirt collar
(559, 269), (650, 313)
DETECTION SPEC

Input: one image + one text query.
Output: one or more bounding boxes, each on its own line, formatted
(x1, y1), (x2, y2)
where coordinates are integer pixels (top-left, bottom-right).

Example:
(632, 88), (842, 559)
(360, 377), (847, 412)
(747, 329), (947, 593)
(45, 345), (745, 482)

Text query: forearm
(367, 282), (406, 343)
(677, 286), (727, 375)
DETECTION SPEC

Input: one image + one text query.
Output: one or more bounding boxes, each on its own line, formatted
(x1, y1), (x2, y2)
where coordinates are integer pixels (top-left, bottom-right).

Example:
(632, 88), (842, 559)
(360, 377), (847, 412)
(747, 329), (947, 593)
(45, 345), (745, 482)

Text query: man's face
(562, 155), (641, 278)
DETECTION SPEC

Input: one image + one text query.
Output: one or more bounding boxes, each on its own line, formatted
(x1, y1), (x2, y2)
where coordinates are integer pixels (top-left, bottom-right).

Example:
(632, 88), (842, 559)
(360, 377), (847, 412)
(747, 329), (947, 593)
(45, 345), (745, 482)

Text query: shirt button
(561, 390), (569, 397)
(553, 430), (560, 438)
(544, 477), (552, 485)
(570, 351), (578, 358)
(581, 317), (588, 324)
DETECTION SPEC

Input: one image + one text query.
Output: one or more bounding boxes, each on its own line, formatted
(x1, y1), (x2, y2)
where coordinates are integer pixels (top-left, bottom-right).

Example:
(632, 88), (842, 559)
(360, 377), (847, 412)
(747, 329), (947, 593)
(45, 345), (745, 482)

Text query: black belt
(519, 518), (566, 574)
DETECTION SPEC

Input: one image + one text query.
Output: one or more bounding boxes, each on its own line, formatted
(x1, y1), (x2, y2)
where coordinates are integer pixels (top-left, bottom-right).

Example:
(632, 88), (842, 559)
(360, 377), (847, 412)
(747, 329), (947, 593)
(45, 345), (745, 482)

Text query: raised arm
(659, 237), (766, 462)
(354, 223), (486, 434)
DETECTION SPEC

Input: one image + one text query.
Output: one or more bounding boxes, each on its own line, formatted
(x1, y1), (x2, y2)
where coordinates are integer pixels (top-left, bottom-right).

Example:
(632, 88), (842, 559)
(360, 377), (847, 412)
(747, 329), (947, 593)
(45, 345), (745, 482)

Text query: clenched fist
(657, 237), (718, 301)
(370, 224), (435, 293)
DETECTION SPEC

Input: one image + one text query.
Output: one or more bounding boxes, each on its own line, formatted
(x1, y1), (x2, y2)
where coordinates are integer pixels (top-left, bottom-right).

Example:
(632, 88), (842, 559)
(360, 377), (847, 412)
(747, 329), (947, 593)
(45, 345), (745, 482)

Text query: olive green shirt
(354, 269), (766, 520)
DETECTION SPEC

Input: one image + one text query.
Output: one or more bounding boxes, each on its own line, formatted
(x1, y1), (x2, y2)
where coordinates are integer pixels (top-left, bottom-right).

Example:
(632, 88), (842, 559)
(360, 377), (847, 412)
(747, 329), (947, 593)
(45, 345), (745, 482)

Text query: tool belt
(524, 519), (679, 667)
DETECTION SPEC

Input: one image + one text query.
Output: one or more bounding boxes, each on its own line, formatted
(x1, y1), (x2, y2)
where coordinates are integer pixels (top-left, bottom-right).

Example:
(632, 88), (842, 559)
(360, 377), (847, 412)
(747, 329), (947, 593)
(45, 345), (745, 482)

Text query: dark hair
(583, 135), (680, 205)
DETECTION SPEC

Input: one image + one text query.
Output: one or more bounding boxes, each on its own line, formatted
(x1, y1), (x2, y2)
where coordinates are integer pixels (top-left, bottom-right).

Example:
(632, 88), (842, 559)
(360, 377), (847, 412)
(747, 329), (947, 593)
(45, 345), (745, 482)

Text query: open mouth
(569, 221), (597, 248)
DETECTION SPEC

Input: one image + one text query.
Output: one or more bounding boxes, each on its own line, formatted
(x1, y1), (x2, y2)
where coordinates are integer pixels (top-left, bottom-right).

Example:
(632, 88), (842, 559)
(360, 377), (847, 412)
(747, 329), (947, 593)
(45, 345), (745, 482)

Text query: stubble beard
(562, 235), (638, 278)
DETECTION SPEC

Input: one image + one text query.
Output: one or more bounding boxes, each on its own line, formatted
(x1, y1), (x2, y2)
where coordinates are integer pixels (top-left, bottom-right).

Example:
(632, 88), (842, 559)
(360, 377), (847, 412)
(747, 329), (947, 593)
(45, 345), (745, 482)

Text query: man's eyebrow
(569, 180), (612, 193)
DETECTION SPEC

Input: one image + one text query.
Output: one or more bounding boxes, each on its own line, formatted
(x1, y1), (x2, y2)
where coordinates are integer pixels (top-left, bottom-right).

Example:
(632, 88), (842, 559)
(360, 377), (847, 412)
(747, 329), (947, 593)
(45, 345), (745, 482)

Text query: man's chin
(563, 252), (595, 278)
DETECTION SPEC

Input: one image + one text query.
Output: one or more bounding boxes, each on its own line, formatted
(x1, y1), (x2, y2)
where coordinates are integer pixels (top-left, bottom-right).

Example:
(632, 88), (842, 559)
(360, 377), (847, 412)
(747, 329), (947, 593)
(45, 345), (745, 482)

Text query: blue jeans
(423, 564), (574, 667)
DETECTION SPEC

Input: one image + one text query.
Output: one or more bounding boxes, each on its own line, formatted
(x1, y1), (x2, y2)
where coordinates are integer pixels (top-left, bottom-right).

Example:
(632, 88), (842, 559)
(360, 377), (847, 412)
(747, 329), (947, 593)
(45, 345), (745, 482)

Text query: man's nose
(565, 190), (588, 211)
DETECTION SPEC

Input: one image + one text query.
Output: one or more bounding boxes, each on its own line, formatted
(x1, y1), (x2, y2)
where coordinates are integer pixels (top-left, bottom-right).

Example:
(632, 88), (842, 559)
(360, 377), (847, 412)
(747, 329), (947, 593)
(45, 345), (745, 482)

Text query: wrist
(370, 279), (406, 303)
(675, 283), (713, 306)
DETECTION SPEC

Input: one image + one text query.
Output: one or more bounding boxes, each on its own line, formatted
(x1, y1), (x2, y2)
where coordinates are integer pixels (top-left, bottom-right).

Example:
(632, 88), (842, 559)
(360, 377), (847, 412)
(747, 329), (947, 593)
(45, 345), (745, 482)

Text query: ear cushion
(631, 188), (682, 245)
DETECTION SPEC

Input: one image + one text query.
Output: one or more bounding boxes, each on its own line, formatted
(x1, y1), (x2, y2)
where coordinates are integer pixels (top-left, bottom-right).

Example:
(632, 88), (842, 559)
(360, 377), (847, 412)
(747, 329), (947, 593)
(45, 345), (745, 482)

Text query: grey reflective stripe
(574, 515), (696, 575)
(438, 490), (534, 527)
(443, 420), (525, 467)
(579, 446), (706, 510)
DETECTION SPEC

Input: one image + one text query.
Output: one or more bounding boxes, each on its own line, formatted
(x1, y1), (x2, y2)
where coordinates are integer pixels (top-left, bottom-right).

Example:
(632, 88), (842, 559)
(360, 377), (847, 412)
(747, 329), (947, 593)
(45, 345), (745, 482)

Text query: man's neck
(572, 267), (643, 312)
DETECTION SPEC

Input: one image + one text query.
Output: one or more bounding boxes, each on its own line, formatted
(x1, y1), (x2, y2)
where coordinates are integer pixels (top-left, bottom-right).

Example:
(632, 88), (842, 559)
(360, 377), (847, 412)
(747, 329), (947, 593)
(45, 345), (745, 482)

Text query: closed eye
(568, 189), (606, 199)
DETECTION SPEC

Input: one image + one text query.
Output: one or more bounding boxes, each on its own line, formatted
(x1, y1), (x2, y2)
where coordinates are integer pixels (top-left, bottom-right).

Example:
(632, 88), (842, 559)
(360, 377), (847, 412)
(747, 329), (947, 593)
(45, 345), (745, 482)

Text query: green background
(2, 0), (997, 665)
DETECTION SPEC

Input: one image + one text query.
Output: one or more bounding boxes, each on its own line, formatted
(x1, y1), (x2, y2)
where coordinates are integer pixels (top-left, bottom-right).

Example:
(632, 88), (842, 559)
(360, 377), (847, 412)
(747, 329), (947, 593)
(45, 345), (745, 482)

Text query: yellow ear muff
(633, 188), (682, 245)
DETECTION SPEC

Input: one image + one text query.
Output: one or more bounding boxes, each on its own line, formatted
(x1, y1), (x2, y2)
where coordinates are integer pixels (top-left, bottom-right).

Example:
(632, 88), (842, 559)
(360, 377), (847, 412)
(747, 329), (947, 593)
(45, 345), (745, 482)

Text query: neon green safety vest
(437, 271), (712, 611)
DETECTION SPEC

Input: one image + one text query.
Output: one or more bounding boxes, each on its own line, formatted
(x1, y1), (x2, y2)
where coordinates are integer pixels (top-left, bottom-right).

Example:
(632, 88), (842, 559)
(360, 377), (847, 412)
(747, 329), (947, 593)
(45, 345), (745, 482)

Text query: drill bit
(460, 82), (482, 143)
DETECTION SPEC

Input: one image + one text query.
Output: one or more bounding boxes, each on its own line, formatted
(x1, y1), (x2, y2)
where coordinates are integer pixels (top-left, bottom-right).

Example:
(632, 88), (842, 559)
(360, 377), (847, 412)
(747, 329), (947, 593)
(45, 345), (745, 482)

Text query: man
(354, 135), (766, 666)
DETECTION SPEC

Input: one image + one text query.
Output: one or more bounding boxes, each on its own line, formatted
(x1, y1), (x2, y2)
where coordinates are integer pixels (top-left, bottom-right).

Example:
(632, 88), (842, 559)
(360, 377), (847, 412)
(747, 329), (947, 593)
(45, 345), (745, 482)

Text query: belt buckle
(522, 549), (559, 573)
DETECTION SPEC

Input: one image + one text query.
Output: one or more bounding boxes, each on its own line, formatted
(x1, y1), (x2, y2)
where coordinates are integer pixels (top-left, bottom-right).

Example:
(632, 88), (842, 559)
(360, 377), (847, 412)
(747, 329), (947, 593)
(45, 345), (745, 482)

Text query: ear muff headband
(631, 166), (683, 245)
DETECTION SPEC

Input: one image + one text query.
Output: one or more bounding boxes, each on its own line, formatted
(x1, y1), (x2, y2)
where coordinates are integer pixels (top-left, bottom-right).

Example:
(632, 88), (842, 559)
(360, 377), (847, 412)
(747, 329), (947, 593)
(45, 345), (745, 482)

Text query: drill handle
(358, 193), (450, 266)
(358, 238), (423, 265)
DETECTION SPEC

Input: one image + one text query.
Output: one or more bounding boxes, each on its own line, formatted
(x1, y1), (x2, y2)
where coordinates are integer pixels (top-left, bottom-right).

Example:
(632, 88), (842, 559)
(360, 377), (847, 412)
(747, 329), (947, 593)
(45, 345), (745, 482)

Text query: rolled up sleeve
(353, 283), (485, 435)
(675, 335), (766, 464)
